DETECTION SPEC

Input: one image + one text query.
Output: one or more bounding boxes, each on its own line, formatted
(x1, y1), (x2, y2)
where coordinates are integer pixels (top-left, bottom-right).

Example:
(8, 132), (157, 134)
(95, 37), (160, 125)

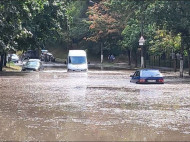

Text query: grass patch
(3, 62), (22, 71)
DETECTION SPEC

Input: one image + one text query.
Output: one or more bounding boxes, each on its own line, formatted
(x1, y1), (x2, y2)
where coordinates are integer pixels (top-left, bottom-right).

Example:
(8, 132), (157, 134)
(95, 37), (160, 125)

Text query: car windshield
(69, 56), (86, 64)
(25, 61), (40, 68)
(12, 54), (18, 57)
(141, 70), (162, 77)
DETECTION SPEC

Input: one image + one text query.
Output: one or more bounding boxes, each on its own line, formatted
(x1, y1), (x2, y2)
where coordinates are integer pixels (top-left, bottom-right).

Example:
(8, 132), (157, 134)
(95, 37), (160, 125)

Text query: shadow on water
(45, 63), (133, 71)
(164, 75), (190, 84)
(87, 86), (139, 92)
(0, 71), (29, 77)
(166, 80), (190, 84)
(44, 65), (66, 69)
(89, 66), (134, 71)
(164, 75), (190, 79)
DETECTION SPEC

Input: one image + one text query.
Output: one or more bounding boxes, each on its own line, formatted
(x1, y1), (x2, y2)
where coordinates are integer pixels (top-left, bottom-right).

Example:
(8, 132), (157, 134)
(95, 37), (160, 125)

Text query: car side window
(134, 71), (140, 77)
(136, 71), (140, 77)
(133, 72), (137, 77)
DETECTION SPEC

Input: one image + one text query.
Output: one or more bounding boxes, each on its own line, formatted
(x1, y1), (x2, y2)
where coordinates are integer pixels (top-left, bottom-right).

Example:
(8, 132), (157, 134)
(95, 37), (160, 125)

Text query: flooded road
(0, 69), (190, 141)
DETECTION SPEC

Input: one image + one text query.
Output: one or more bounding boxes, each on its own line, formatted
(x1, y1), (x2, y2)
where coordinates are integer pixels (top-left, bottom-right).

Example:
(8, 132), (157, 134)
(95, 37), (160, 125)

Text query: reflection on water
(0, 70), (190, 141)
(139, 89), (163, 96)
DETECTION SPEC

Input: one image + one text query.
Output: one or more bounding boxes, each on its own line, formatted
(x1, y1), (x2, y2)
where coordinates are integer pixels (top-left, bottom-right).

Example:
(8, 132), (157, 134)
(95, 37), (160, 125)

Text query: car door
(131, 71), (137, 83)
(132, 71), (140, 83)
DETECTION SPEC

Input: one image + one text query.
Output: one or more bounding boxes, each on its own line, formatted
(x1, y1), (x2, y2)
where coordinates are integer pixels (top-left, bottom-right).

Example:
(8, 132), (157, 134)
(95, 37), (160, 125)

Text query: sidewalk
(54, 58), (189, 74)
(89, 62), (190, 75)
(89, 62), (131, 70)
(89, 62), (173, 70)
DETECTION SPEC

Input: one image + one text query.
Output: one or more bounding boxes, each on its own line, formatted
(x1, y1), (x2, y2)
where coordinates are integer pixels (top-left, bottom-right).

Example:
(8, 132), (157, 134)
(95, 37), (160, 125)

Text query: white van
(67, 50), (88, 72)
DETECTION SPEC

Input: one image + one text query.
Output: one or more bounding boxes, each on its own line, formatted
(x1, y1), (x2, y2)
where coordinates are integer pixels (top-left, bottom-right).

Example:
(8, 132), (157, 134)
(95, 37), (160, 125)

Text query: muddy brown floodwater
(0, 69), (190, 141)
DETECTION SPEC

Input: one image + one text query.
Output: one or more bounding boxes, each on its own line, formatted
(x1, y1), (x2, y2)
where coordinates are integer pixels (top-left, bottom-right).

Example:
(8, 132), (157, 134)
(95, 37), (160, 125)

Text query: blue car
(130, 69), (164, 84)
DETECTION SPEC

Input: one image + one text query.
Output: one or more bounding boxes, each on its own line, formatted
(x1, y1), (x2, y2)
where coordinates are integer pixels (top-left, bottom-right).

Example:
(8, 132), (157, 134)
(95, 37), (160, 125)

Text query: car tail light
(139, 79), (145, 83)
(158, 79), (164, 83)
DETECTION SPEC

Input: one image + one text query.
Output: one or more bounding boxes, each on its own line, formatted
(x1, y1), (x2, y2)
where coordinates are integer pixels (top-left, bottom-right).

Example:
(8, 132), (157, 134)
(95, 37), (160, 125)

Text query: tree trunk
(164, 56), (166, 67)
(0, 54), (4, 71)
(169, 56), (172, 68)
(127, 49), (131, 66)
(188, 50), (190, 76)
(149, 55), (151, 66)
(158, 56), (161, 67)
(180, 58), (184, 77)
(174, 57), (177, 72)
(180, 39), (184, 78)
(4, 53), (7, 66)
(135, 50), (138, 67)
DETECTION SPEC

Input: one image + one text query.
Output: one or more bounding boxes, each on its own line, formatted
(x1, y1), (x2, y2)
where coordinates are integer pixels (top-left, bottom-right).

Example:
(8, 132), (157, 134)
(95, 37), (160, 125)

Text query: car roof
(46, 53), (52, 55)
(68, 50), (86, 56)
(28, 59), (41, 62)
(139, 69), (163, 76)
(137, 69), (160, 71)
(41, 50), (48, 52)
(11, 54), (18, 56)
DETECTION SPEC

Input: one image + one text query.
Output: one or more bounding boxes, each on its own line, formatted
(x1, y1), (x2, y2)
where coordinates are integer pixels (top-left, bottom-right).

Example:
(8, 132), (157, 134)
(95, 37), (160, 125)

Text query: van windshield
(69, 56), (86, 64)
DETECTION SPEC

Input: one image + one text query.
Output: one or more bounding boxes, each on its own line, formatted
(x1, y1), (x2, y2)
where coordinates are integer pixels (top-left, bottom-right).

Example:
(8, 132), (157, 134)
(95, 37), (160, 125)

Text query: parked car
(8, 54), (19, 63)
(22, 50), (40, 60)
(40, 50), (55, 62)
(22, 59), (44, 71)
(130, 69), (164, 84)
(41, 50), (48, 54)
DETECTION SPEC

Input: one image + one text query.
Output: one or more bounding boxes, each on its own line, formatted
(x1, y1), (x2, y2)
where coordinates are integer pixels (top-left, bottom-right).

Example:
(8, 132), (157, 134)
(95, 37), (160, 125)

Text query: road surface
(0, 69), (190, 141)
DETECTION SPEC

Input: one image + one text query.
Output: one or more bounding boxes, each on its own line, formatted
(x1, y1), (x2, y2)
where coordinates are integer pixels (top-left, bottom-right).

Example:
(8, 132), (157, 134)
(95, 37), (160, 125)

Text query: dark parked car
(130, 69), (164, 84)
(22, 50), (40, 60)
(41, 51), (55, 62)
(22, 59), (44, 71)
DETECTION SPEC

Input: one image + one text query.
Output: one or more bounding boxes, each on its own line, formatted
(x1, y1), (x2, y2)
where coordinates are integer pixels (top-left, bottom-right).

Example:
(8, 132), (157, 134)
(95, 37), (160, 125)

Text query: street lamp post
(139, 36), (145, 68)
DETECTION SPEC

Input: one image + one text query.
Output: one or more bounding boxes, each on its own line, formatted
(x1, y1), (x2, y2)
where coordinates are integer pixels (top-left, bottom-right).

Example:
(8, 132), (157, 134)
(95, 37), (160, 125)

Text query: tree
(0, 0), (23, 70)
(65, 0), (89, 49)
(0, 0), (68, 71)
(119, 18), (140, 66)
(146, 1), (190, 76)
(86, 0), (124, 62)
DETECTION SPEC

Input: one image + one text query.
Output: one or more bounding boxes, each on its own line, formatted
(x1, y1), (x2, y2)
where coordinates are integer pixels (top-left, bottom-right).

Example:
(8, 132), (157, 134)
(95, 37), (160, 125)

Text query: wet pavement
(0, 68), (190, 141)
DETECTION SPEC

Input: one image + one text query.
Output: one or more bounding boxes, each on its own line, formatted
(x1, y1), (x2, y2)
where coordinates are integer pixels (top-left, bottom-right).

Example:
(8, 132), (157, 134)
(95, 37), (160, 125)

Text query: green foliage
(119, 18), (140, 51)
(0, 0), (68, 52)
(1, 0), (190, 62)
(85, 0), (190, 61)
(149, 30), (181, 55)
(144, 1), (190, 57)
